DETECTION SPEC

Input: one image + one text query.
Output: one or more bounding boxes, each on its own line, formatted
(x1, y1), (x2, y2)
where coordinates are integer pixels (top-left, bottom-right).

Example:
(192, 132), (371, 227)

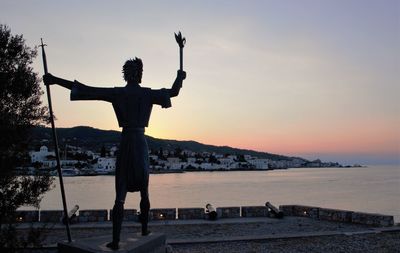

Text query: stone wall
(217, 207), (240, 218)
(178, 208), (205, 220)
(78, 209), (108, 222)
(279, 205), (394, 227)
(15, 210), (39, 223)
(351, 212), (394, 227)
(40, 210), (64, 223)
(16, 204), (394, 227)
(241, 206), (269, 217)
(319, 208), (353, 223)
(280, 205), (319, 219)
(149, 208), (176, 220)
(109, 209), (137, 221)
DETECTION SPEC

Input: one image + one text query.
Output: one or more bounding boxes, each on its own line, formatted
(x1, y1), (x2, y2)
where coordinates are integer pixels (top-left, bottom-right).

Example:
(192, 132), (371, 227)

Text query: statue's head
(123, 57), (143, 83)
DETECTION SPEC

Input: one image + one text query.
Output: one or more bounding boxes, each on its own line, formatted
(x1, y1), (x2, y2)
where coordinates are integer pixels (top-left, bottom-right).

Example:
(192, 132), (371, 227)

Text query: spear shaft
(40, 39), (72, 242)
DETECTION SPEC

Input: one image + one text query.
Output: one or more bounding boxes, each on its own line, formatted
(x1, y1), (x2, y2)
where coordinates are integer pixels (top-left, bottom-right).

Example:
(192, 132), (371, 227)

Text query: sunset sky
(1, 0), (399, 165)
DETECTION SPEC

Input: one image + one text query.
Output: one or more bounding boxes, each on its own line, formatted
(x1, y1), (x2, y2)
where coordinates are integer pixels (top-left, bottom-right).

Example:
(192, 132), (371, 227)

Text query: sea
(31, 165), (400, 222)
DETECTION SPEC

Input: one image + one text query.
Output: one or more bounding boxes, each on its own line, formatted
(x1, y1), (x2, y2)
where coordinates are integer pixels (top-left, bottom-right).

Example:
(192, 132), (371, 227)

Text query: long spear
(174, 31), (186, 70)
(39, 39), (72, 242)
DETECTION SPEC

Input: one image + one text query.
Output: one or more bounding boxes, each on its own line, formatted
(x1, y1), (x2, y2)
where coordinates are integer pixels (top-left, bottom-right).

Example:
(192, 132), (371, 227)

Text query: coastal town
(23, 145), (344, 176)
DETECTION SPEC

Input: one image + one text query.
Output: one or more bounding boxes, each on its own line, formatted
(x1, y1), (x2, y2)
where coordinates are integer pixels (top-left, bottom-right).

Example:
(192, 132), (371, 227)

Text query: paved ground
(15, 217), (400, 252)
(170, 232), (400, 253)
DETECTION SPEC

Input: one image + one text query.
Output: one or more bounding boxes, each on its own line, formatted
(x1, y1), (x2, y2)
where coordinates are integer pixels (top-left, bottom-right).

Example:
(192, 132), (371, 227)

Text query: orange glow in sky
(1, 0), (399, 164)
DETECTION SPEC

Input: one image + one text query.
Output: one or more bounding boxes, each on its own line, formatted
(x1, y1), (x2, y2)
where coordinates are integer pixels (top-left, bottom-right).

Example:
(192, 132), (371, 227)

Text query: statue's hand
(177, 70), (186, 80)
(43, 73), (56, 85)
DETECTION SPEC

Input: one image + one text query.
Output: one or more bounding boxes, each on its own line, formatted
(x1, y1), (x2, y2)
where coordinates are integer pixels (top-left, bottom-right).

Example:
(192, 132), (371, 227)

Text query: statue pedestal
(58, 233), (166, 253)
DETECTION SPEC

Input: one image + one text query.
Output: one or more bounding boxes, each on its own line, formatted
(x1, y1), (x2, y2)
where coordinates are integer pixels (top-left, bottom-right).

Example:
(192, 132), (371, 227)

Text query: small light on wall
(159, 213), (164, 219)
(303, 211), (307, 215)
(17, 216), (23, 222)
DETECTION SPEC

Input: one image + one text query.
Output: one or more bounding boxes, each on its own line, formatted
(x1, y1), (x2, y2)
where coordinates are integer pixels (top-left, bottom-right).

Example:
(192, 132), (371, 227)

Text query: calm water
(34, 165), (400, 222)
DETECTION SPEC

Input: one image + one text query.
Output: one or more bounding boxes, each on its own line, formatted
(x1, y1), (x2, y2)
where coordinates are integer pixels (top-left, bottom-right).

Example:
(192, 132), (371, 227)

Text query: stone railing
(150, 208), (176, 220)
(13, 204), (394, 227)
(178, 208), (205, 220)
(216, 207), (240, 218)
(279, 205), (394, 227)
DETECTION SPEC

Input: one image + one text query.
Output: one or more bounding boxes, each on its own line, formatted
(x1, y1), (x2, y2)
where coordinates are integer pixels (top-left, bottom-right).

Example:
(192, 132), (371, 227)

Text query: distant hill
(31, 126), (308, 162)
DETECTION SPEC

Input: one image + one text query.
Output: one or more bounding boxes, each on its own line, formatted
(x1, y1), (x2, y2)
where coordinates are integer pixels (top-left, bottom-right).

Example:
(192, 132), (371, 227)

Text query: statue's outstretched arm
(169, 70), (186, 97)
(43, 73), (115, 102)
(43, 73), (74, 90)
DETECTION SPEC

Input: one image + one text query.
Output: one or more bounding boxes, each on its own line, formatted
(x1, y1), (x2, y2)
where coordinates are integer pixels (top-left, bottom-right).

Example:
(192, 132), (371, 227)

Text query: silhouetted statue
(44, 58), (186, 250)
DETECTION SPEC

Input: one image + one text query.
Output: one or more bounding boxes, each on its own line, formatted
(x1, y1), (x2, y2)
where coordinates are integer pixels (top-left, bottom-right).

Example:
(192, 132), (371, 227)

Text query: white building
(182, 150), (196, 157)
(227, 155), (237, 160)
(248, 159), (269, 169)
(167, 157), (180, 164)
(29, 146), (55, 163)
(167, 162), (186, 170)
(109, 146), (118, 157)
(287, 158), (305, 168)
(85, 150), (95, 158)
(199, 163), (222, 170)
(244, 155), (253, 161)
(42, 160), (56, 168)
(269, 160), (289, 168)
(95, 157), (116, 172)
(214, 154), (224, 159)
(149, 155), (158, 161)
(187, 157), (196, 163)
(218, 158), (235, 166)
(41, 159), (79, 168)
(201, 151), (210, 157)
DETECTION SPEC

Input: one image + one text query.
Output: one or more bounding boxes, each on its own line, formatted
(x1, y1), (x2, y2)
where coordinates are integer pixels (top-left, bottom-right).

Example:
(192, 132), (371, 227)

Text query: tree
(236, 154), (247, 163)
(100, 145), (106, 157)
(208, 154), (220, 164)
(0, 24), (54, 249)
(174, 147), (182, 157)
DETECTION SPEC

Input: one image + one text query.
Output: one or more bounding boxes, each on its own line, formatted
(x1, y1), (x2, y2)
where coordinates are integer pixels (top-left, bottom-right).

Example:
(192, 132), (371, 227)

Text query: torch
(174, 31), (186, 71)
(39, 39), (72, 242)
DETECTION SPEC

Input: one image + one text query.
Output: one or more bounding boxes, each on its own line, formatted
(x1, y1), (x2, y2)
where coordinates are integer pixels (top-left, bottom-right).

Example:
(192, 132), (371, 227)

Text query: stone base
(58, 233), (165, 253)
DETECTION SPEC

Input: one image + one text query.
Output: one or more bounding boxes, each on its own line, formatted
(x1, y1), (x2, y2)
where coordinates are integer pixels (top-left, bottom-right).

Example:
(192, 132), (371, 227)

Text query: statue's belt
(122, 127), (145, 133)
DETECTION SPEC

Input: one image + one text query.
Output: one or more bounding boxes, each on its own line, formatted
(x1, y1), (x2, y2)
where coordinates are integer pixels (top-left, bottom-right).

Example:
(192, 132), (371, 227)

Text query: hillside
(31, 126), (307, 162)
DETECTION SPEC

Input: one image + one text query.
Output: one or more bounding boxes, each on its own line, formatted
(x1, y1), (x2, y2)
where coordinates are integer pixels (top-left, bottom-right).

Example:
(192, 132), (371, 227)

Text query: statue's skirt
(115, 128), (149, 193)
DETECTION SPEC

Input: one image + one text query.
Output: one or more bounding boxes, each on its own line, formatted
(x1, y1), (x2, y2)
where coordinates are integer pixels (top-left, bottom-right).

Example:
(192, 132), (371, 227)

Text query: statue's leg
(113, 201), (124, 240)
(106, 182), (127, 250)
(139, 188), (150, 236)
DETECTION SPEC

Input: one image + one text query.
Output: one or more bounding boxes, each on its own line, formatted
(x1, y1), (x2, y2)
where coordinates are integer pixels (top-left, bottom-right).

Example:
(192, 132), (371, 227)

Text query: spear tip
(40, 38), (47, 48)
